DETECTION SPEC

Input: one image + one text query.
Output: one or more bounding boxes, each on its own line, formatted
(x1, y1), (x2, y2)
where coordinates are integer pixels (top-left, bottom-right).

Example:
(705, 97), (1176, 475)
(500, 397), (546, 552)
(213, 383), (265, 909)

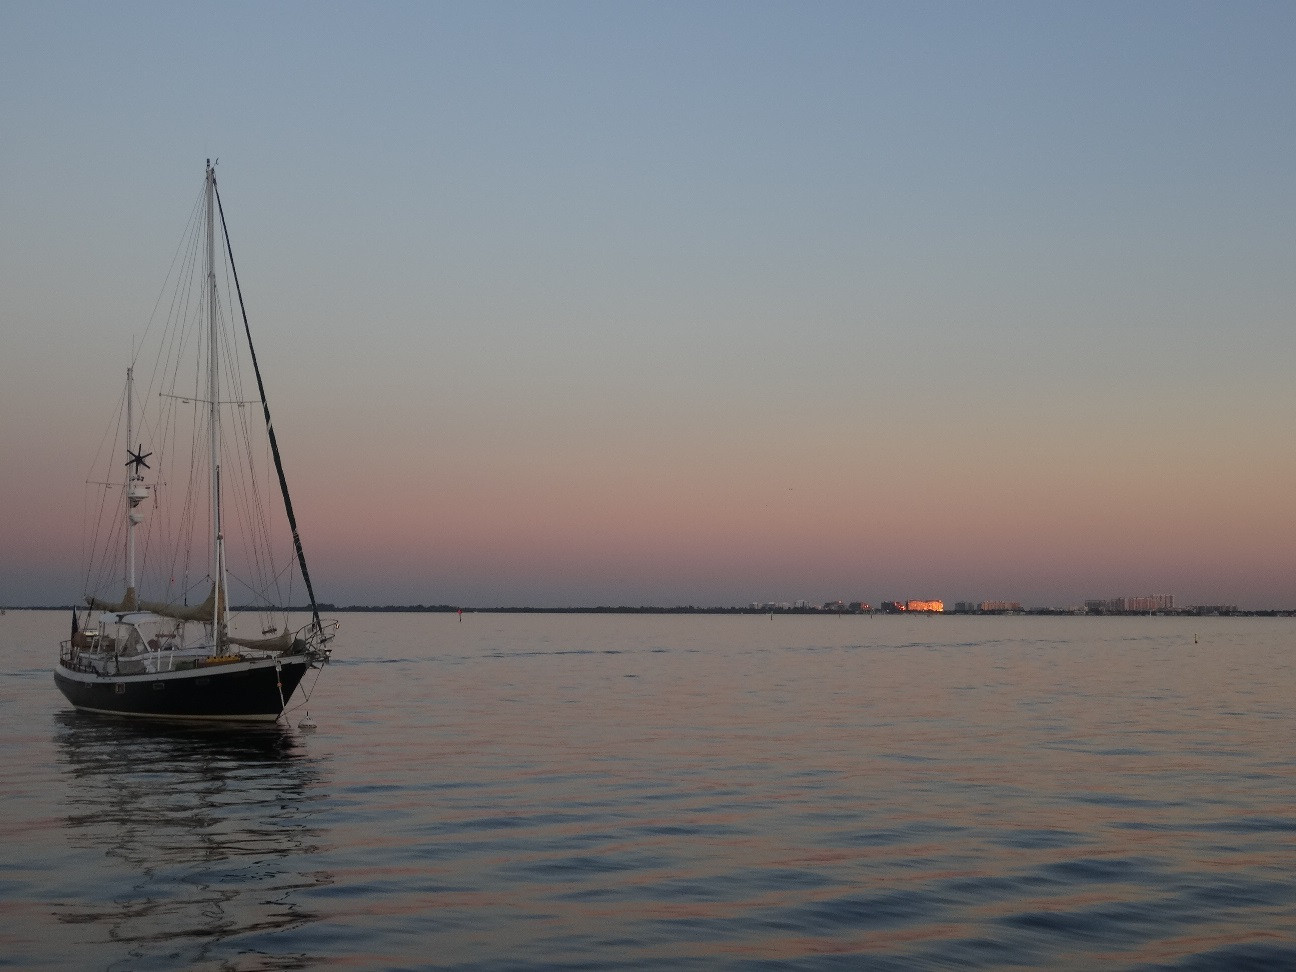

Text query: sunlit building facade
(882, 599), (944, 613)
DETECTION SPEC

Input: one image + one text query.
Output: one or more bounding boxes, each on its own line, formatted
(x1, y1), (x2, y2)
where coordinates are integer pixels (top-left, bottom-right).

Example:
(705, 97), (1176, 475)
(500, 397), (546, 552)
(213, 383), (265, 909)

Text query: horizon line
(8, 603), (1289, 616)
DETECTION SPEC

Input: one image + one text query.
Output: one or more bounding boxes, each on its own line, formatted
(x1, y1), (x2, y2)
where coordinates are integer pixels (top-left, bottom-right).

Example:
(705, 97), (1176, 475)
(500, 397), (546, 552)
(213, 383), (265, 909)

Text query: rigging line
(91, 505), (126, 602)
(274, 660), (287, 721)
(224, 568), (274, 603)
(215, 295), (280, 602)
(86, 387), (133, 600)
(132, 296), (189, 598)
(162, 394), (205, 603)
(212, 317), (274, 606)
(150, 395), (182, 591)
(224, 567), (292, 623)
(215, 251), (285, 606)
(143, 215), (206, 580)
(226, 455), (271, 606)
(240, 384), (284, 598)
(85, 375), (127, 498)
(154, 406), (182, 595)
(140, 189), (206, 430)
(286, 661), (325, 713)
(214, 176), (324, 638)
(233, 557), (297, 617)
(132, 192), (202, 456)
(84, 483), (116, 598)
(134, 198), (197, 466)
(82, 380), (128, 596)
(237, 397), (285, 604)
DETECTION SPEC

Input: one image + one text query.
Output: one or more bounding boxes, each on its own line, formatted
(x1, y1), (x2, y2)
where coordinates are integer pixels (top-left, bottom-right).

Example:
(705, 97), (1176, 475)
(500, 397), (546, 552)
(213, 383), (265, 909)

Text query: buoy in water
(298, 712), (317, 730)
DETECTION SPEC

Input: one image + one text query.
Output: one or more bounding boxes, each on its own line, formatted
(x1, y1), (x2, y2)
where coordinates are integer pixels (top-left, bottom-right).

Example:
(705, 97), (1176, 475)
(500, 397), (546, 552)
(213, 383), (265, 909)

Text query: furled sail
(138, 586), (224, 623)
(226, 630), (299, 653)
(86, 586), (138, 612)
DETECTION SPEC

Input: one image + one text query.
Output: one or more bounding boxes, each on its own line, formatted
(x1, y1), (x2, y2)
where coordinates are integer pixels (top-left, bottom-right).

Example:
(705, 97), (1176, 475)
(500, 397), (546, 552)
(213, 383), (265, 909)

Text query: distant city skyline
(0, 590), (1256, 616)
(4, 3), (1296, 609)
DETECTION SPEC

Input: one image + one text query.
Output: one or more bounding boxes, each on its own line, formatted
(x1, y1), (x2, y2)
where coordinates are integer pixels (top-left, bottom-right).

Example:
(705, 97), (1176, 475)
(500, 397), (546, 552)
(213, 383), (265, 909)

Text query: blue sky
(4, 2), (1296, 608)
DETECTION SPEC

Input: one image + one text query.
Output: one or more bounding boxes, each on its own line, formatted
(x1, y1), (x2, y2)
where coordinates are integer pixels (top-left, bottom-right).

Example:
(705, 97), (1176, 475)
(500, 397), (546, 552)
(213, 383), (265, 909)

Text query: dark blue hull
(54, 656), (312, 722)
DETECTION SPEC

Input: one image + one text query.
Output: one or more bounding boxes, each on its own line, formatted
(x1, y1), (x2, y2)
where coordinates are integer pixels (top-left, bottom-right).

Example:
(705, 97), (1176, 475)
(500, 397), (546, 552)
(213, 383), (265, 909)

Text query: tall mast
(125, 364), (136, 599)
(205, 160), (225, 637)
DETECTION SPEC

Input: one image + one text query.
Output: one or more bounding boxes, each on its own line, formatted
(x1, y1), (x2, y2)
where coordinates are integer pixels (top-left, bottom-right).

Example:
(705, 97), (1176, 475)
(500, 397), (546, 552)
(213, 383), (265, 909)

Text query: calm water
(3, 610), (1295, 970)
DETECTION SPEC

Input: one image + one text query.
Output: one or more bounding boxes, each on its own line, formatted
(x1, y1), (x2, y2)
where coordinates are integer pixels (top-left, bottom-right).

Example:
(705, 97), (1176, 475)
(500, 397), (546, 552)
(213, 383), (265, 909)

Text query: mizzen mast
(123, 364), (151, 610)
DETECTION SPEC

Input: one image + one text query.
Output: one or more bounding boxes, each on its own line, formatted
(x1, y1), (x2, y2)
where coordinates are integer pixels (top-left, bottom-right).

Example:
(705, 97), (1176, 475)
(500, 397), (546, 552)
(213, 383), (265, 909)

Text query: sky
(3, 1), (1296, 609)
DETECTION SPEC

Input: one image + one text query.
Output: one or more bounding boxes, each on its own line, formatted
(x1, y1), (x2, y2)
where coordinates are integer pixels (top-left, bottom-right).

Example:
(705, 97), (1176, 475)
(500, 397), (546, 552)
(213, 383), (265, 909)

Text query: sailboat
(55, 161), (337, 721)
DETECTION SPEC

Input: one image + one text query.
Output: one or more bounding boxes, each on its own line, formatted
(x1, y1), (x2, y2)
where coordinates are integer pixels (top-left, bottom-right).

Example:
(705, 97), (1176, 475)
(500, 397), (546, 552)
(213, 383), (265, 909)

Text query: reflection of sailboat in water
(54, 712), (332, 967)
(54, 161), (337, 721)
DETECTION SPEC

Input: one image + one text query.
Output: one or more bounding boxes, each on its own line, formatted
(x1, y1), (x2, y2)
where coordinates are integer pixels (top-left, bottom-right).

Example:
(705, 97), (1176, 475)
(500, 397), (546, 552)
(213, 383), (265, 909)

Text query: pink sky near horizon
(14, 409), (1290, 611)
(6, 414), (1296, 609)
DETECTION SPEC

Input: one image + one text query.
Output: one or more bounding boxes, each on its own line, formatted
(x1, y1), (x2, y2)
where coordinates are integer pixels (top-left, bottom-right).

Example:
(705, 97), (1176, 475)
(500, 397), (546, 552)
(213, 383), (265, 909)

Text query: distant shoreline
(7, 604), (1293, 617)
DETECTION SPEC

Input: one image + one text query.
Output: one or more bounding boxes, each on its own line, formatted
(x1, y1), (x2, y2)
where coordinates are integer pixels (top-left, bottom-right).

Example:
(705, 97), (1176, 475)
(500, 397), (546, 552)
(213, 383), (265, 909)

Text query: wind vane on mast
(125, 446), (151, 473)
